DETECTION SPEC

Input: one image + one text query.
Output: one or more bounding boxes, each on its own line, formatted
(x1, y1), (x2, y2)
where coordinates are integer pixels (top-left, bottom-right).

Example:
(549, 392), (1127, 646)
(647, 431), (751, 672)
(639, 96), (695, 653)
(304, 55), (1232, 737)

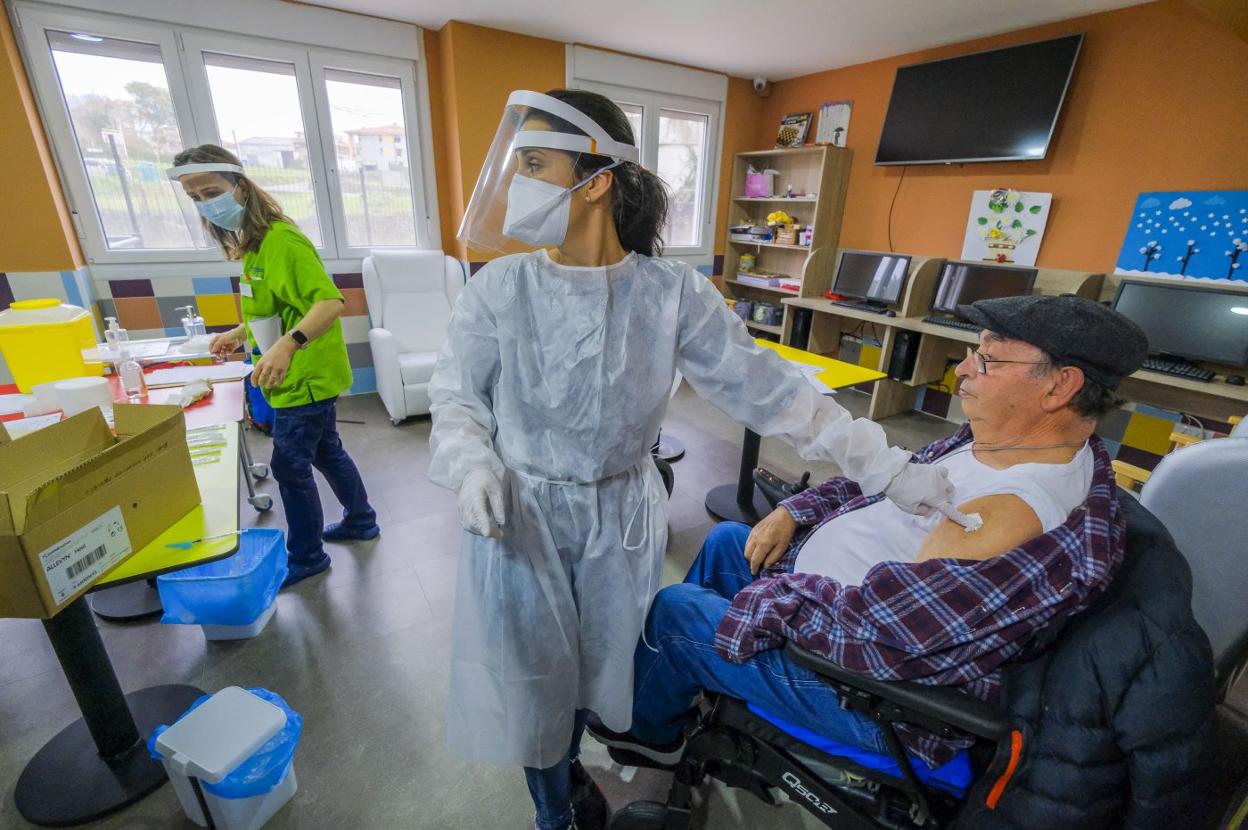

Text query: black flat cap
(957, 294), (1149, 389)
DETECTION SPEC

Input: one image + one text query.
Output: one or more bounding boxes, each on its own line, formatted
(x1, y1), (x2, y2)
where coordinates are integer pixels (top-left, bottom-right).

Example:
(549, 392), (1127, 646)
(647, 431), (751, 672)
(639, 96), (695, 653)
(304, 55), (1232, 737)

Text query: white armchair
(362, 250), (466, 424)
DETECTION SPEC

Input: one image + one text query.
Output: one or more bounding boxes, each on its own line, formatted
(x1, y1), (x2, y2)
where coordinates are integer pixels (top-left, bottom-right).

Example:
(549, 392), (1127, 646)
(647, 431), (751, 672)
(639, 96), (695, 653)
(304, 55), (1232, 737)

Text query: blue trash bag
(148, 688), (304, 800)
(244, 353), (274, 435)
(157, 528), (287, 626)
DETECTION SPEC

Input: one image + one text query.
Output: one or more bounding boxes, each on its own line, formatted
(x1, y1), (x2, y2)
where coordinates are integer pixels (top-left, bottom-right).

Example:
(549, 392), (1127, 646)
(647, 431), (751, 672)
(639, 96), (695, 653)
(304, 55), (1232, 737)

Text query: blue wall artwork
(1115, 190), (1248, 283)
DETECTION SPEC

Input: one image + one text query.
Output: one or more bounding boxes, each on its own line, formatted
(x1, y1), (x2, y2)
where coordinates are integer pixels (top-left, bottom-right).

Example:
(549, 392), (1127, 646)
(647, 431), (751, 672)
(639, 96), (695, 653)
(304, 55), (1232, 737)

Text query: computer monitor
(832, 251), (912, 304)
(931, 262), (1038, 314)
(1111, 281), (1248, 367)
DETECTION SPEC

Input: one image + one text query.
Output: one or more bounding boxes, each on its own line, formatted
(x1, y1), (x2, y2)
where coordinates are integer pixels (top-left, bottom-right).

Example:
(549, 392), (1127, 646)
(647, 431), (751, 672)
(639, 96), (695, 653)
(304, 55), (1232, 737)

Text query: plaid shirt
(714, 424), (1126, 768)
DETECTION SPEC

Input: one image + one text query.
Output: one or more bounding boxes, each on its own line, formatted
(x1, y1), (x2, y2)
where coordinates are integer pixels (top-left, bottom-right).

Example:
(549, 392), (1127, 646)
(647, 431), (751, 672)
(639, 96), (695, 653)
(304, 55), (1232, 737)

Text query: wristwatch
(289, 329), (309, 349)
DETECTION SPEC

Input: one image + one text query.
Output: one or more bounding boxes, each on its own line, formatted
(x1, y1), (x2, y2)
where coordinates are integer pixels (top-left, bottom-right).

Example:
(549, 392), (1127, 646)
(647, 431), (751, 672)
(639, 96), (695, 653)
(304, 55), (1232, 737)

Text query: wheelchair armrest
(784, 642), (1011, 741)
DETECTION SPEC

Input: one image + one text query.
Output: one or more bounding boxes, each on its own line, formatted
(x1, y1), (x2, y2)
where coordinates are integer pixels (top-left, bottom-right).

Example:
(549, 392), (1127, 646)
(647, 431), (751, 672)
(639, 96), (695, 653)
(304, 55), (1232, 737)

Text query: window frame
(307, 50), (430, 260)
(571, 82), (723, 261)
(179, 29), (340, 257)
(16, 7), (206, 264)
(13, 2), (437, 268)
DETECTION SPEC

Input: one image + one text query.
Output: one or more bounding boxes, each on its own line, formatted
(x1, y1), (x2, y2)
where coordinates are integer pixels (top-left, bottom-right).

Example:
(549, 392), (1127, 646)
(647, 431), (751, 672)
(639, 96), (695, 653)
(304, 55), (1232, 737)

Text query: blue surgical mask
(196, 186), (245, 231)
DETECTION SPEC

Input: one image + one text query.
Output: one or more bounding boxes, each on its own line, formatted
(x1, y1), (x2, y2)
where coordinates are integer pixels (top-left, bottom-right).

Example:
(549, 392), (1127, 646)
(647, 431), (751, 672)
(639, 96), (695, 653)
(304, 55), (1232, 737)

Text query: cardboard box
(0, 404), (201, 618)
(776, 223), (804, 245)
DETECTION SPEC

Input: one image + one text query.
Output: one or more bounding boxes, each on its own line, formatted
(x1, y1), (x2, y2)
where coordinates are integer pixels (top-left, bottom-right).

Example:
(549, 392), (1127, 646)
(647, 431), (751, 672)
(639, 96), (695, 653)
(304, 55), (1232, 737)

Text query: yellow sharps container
(0, 299), (104, 392)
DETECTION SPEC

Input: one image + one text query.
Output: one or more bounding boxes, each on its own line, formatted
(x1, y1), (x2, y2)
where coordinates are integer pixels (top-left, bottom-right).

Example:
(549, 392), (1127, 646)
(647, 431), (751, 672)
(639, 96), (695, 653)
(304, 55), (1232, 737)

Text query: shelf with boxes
(720, 146), (853, 323)
(780, 251), (1106, 420)
(783, 253), (1248, 422)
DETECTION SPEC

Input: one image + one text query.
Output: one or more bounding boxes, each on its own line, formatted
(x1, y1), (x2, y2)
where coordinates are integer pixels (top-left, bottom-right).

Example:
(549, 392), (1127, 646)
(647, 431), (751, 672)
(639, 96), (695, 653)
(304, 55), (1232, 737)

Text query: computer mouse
(884, 310), (896, 317)
(1228, 374), (1245, 386)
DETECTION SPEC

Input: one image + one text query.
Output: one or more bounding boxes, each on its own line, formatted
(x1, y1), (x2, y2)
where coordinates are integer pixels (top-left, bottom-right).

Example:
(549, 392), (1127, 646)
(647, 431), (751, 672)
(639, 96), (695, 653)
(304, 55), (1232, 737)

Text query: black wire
(887, 165), (909, 253)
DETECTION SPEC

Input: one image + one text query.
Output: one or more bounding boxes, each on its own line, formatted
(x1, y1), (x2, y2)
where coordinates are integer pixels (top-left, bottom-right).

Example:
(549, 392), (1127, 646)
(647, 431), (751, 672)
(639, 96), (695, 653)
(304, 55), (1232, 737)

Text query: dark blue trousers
(270, 398), (375, 564)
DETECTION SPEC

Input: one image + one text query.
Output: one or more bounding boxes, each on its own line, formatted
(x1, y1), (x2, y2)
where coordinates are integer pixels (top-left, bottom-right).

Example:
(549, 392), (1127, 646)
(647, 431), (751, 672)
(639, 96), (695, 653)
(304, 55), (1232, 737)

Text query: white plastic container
(52, 376), (113, 417)
(201, 602), (277, 641)
(153, 687), (298, 830)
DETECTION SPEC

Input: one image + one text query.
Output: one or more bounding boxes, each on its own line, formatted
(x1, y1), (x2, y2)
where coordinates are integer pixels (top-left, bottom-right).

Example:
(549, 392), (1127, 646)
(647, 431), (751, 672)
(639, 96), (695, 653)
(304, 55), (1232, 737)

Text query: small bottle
(104, 316), (128, 347)
(119, 349), (147, 400)
(177, 305), (195, 339)
(191, 311), (206, 337)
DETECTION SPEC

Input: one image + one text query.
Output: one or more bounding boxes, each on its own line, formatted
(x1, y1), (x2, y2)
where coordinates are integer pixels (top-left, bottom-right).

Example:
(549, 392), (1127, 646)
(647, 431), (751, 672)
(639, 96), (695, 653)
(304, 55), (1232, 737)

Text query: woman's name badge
(240, 282), (254, 298)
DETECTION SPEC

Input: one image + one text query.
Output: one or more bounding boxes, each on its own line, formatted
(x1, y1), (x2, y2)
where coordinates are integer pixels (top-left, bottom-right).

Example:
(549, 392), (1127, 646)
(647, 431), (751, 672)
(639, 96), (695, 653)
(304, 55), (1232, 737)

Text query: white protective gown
(427, 249), (910, 769)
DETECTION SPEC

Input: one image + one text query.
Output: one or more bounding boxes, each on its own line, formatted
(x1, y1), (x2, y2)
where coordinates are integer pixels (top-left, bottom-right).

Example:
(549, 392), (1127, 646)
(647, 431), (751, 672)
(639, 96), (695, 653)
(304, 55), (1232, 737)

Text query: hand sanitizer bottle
(119, 349), (147, 400)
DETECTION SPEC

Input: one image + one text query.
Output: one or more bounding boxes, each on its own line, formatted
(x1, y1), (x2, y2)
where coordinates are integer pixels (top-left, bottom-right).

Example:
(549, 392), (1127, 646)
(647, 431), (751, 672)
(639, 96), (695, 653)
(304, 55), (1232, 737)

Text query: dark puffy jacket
(957, 496), (1218, 828)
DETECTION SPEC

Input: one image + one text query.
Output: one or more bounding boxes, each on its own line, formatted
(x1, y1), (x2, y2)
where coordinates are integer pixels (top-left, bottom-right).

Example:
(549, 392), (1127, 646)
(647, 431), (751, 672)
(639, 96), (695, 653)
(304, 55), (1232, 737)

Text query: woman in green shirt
(169, 144), (379, 588)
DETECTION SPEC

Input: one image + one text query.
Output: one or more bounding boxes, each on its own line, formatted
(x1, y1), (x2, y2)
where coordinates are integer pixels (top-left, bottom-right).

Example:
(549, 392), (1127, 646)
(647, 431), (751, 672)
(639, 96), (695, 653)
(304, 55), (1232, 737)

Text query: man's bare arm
(917, 494), (1041, 562)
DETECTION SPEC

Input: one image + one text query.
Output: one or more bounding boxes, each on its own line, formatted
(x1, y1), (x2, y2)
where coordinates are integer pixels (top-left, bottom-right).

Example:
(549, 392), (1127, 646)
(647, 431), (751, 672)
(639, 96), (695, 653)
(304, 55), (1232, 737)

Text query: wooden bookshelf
(783, 262), (1112, 420)
(720, 146), (853, 311)
(784, 264), (1248, 421)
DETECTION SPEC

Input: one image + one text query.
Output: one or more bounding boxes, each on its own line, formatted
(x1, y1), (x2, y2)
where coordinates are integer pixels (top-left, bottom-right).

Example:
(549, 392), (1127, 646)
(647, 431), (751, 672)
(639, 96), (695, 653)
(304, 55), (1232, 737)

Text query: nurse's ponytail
(544, 90), (669, 258)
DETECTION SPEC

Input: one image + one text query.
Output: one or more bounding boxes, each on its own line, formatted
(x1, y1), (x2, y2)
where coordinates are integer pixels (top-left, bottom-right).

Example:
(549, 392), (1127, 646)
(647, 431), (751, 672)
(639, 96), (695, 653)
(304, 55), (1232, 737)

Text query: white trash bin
(150, 686), (302, 830)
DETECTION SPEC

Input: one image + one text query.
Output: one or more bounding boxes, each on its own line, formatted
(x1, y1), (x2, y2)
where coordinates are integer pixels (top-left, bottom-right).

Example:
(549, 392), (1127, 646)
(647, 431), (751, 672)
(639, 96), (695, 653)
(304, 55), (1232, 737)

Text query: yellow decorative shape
(197, 294), (241, 326)
(1121, 412), (1177, 457)
(755, 339), (885, 390)
(858, 343), (882, 372)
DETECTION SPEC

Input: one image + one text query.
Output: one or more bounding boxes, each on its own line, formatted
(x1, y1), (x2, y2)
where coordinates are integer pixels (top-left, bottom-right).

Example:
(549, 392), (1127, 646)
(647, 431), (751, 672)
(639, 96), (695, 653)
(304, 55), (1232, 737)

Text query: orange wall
(750, 0), (1248, 274)
(0, 0), (81, 271)
(422, 28), (460, 256)
(713, 77), (763, 255)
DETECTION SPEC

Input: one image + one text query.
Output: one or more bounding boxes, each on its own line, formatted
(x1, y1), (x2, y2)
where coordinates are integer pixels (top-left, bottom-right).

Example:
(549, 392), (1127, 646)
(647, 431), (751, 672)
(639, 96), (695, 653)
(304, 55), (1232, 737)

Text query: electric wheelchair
(608, 448), (1248, 829)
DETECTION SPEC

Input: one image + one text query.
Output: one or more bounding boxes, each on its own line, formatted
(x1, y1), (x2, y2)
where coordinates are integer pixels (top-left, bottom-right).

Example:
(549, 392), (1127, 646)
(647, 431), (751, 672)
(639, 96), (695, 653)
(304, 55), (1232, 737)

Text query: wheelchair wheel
(609, 801), (671, 830)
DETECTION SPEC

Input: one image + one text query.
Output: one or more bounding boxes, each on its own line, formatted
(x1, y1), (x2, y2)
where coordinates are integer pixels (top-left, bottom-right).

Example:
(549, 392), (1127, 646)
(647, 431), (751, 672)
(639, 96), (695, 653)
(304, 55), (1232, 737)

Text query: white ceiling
(300, 0), (1151, 80)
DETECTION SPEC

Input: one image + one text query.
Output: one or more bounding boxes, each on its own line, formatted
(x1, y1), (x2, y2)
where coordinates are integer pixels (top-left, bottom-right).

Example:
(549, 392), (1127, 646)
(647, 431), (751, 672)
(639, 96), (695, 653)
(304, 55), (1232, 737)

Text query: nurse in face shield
(428, 89), (952, 830)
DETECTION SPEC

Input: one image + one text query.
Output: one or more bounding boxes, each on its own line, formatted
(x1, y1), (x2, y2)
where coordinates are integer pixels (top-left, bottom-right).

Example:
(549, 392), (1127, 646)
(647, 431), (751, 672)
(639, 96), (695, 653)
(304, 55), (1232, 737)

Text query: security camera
(752, 77), (770, 95)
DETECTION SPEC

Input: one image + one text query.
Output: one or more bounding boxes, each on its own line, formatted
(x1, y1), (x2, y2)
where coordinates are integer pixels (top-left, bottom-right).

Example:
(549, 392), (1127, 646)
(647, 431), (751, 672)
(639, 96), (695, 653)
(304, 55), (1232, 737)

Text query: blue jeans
(270, 397), (376, 564)
(523, 710), (588, 830)
(629, 523), (887, 755)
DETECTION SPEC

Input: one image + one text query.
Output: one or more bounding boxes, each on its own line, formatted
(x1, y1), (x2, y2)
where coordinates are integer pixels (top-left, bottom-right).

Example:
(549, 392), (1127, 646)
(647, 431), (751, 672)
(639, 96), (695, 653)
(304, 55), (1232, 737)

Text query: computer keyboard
(923, 316), (981, 332)
(830, 300), (888, 314)
(1141, 357), (1215, 382)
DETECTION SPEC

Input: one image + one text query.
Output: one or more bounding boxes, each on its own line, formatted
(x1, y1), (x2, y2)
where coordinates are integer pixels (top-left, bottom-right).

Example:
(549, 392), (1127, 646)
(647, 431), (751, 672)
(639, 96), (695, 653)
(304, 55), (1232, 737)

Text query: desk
(785, 296), (1248, 422)
(13, 428), (241, 827)
(0, 373), (246, 430)
(84, 381), (264, 620)
(704, 340), (887, 525)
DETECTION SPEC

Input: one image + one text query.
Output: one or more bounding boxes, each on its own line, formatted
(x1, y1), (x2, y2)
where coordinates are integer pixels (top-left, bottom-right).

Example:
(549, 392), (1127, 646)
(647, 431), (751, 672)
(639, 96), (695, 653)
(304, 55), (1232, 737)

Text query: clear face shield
(457, 91), (640, 254)
(167, 162), (248, 231)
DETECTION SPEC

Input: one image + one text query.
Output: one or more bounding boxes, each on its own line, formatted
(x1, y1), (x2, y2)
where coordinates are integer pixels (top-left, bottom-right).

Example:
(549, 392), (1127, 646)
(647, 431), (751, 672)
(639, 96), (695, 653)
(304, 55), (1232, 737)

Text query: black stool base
(704, 483), (773, 526)
(89, 581), (163, 621)
(15, 684), (204, 827)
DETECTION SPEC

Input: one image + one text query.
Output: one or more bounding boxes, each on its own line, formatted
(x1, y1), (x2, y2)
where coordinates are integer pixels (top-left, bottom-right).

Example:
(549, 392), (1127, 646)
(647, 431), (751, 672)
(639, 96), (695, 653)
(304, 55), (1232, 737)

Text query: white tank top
(792, 442), (1094, 587)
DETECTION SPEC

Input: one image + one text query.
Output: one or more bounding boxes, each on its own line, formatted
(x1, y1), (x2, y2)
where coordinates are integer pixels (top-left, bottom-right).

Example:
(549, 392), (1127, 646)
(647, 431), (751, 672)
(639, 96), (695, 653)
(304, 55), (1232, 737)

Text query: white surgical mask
(501, 162), (621, 248)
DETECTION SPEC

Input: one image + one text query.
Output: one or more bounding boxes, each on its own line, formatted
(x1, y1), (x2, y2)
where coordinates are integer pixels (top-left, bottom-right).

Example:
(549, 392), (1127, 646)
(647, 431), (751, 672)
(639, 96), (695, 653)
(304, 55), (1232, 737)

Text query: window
(578, 85), (719, 256)
(657, 109), (708, 248)
(17, 5), (433, 265)
(320, 67), (419, 248)
(569, 47), (725, 259)
(45, 30), (203, 252)
(202, 52), (323, 246)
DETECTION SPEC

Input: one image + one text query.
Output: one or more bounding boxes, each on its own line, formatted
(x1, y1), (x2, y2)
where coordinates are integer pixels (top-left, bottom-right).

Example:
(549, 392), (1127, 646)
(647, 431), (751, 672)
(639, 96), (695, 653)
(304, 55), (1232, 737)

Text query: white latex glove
(882, 463), (955, 517)
(458, 467), (506, 538)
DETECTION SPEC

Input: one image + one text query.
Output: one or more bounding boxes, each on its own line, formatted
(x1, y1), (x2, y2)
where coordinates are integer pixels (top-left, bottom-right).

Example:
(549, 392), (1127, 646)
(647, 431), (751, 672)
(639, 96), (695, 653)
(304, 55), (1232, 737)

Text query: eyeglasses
(966, 346), (1051, 376)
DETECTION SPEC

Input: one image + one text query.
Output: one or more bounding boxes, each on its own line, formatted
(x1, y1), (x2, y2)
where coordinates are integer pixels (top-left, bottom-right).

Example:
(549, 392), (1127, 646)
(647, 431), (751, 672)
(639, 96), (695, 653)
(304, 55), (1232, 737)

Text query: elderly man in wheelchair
(591, 295), (1224, 829)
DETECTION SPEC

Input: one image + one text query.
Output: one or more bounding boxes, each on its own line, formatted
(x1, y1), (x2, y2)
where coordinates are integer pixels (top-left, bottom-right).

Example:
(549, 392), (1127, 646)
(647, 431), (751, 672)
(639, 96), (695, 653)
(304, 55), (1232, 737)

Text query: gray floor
(1, 388), (1242, 829)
